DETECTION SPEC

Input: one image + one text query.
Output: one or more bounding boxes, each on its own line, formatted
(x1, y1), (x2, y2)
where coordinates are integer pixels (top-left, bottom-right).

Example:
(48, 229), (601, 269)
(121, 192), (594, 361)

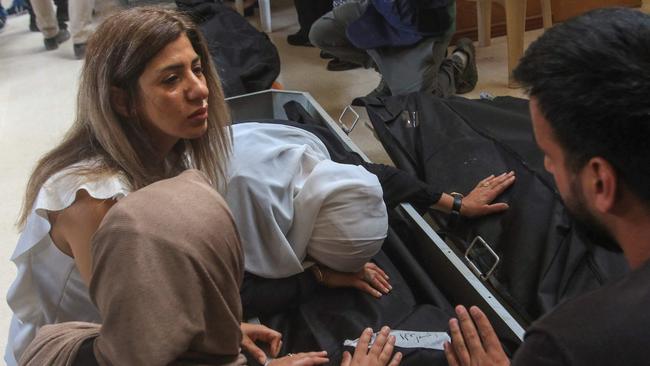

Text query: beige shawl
(20, 170), (247, 366)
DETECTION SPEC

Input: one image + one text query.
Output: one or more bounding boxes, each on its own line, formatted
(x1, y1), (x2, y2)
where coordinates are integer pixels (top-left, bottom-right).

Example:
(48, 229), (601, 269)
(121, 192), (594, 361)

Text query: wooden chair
(642, 0), (650, 12)
(235, 0), (272, 33)
(471, 0), (552, 87)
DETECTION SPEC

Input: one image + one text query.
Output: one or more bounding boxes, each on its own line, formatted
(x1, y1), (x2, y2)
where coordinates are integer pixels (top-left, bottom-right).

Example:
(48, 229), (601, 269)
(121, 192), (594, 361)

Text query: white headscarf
(226, 123), (388, 278)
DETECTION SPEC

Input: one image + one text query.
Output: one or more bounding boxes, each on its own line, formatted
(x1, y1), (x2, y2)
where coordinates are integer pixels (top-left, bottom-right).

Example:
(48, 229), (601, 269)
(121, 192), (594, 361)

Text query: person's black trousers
(293, 0), (332, 37)
(26, 0), (68, 30)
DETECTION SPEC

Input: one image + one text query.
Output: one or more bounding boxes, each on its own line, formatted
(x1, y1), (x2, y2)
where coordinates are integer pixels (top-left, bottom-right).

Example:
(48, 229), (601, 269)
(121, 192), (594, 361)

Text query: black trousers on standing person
(26, 0), (68, 30)
(292, 0), (331, 39)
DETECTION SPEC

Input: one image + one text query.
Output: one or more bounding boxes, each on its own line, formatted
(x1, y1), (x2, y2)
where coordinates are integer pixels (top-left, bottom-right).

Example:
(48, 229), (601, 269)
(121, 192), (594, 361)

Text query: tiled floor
(0, 0), (542, 357)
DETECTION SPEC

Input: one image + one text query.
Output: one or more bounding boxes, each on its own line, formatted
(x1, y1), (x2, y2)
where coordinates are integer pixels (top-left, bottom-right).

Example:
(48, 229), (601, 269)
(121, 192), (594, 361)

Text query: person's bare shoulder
(49, 189), (117, 284)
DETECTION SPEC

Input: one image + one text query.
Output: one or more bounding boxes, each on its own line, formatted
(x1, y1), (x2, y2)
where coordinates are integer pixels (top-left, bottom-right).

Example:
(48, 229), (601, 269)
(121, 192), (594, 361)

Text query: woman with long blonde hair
(5, 7), (234, 365)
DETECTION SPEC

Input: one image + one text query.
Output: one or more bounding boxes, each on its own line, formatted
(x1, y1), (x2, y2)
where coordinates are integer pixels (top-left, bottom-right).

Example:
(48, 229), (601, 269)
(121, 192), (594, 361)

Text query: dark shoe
(73, 43), (86, 59)
(243, 1), (258, 17)
(43, 28), (70, 50)
(326, 58), (361, 71)
(29, 20), (38, 32)
(287, 32), (313, 47)
(451, 38), (478, 94)
(319, 50), (335, 59)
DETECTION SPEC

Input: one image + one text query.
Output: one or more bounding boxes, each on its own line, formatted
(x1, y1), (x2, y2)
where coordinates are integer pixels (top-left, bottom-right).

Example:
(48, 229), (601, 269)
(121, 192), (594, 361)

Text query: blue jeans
(11, 0), (27, 9)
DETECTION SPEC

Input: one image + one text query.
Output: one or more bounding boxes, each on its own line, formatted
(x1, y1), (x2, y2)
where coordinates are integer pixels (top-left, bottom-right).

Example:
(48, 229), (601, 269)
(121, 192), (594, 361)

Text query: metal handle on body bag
(338, 105), (360, 134)
(464, 235), (500, 281)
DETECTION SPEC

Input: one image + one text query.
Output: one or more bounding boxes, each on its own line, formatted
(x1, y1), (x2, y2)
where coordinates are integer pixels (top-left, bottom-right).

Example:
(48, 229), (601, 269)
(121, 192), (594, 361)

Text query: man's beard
(565, 178), (622, 253)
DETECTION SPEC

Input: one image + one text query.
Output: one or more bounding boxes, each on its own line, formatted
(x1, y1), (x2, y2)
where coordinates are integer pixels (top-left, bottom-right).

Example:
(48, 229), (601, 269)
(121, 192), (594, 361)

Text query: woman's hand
(341, 327), (402, 366)
(269, 351), (330, 366)
(241, 323), (283, 364)
(461, 171), (516, 218)
(320, 263), (392, 298)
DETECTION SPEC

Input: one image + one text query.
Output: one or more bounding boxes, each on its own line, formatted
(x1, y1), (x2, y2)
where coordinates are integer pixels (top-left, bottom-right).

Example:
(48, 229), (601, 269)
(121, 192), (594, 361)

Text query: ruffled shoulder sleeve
(11, 164), (130, 261)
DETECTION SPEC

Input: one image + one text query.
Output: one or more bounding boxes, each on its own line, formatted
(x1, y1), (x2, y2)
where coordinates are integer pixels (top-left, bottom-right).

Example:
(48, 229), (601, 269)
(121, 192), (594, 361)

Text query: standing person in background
(30, 0), (112, 58)
(25, 0), (68, 32)
(0, 4), (6, 30)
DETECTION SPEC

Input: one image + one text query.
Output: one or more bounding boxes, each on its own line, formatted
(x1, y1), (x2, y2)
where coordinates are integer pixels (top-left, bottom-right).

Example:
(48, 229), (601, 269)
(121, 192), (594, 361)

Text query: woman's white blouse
(5, 165), (130, 365)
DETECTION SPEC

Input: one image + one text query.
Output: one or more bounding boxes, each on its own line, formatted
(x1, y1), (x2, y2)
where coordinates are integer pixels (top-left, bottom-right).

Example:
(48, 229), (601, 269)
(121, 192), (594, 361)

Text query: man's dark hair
(514, 7), (650, 206)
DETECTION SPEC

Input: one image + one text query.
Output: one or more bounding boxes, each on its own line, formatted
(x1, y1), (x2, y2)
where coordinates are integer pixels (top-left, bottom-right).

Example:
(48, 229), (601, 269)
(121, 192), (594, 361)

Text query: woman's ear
(110, 87), (131, 118)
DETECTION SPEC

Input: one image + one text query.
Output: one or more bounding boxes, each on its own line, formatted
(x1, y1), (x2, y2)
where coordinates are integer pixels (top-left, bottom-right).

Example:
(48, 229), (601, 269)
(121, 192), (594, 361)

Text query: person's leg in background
(368, 35), (454, 98)
(364, 2), (477, 98)
(26, 0), (38, 31)
(309, 0), (371, 71)
(54, 0), (68, 29)
(0, 4), (6, 31)
(369, 36), (477, 98)
(68, 0), (95, 59)
(287, 0), (332, 47)
(30, 0), (70, 50)
(26, 0), (67, 32)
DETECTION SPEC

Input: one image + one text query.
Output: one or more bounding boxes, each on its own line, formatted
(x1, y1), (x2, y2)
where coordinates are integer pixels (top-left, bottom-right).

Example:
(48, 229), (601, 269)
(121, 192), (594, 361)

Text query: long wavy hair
(17, 7), (231, 228)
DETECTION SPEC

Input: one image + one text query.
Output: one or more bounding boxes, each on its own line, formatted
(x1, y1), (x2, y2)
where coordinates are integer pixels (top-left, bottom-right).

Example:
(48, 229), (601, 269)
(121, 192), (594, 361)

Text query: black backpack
(177, 0), (281, 97)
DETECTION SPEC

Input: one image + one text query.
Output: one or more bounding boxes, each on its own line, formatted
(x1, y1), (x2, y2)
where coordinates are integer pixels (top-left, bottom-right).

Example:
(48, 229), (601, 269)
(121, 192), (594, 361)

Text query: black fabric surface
(71, 338), (99, 366)
(281, 101), (443, 209)
(362, 93), (629, 323)
(293, 0), (332, 37)
(258, 250), (454, 366)
(176, 0), (280, 97)
(511, 260), (650, 366)
(241, 270), (319, 319)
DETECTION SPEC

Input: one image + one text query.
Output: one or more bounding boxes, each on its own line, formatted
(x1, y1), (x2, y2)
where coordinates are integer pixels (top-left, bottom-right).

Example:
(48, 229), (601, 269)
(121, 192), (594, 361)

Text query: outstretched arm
(315, 262), (392, 298)
(438, 171), (516, 218)
(365, 163), (515, 218)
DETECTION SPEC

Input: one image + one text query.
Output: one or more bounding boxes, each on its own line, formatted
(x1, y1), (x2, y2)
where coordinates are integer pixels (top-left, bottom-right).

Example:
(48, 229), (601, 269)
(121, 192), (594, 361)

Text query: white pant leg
(30, 0), (59, 38)
(68, 0), (95, 44)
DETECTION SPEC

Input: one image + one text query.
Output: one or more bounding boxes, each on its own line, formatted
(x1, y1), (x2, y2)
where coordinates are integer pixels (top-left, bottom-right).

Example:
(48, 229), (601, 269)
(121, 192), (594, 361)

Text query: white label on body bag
(343, 330), (450, 351)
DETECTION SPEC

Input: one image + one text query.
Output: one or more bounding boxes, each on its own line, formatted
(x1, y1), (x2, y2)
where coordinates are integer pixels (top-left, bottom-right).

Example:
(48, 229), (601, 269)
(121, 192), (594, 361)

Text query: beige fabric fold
(20, 170), (246, 366)
(19, 322), (100, 366)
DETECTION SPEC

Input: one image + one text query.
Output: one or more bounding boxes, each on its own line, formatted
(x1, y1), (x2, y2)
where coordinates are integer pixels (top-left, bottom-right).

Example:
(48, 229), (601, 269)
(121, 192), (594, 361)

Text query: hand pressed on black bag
(313, 262), (392, 298)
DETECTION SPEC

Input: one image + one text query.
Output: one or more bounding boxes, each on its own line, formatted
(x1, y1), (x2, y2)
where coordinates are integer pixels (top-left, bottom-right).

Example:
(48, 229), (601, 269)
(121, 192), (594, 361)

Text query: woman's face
(136, 34), (210, 155)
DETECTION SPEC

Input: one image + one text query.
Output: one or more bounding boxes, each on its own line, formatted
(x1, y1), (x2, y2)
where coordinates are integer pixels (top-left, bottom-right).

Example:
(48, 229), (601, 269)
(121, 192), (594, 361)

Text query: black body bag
(260, 245), (455, 366)
(362, 92), (629, 323)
